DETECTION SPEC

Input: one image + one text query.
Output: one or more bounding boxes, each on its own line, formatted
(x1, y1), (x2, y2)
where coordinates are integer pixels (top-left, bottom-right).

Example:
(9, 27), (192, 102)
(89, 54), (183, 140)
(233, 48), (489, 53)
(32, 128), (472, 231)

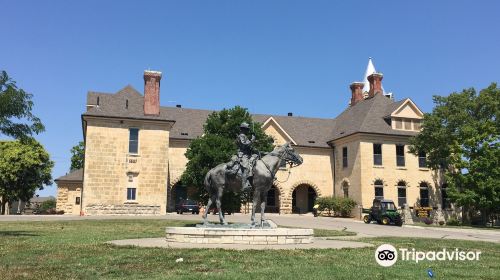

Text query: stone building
(56, 59), (454, 217)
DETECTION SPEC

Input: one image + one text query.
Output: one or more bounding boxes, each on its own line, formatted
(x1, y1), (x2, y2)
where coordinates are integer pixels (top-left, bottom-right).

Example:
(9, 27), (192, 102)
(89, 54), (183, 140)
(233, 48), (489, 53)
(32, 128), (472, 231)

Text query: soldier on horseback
(234, 122), (258, 191)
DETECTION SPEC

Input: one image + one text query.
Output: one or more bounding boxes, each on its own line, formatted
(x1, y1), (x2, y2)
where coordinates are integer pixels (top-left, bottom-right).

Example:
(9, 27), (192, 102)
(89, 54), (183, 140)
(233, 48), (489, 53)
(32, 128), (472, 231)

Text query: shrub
(338, 197), (357, 217)
(315, 196), (356, 217)
(315, 197), (335, 216)
(40, 199), (56, 212)
(446, 218), (462, 226)
(439, 221), (445, 226)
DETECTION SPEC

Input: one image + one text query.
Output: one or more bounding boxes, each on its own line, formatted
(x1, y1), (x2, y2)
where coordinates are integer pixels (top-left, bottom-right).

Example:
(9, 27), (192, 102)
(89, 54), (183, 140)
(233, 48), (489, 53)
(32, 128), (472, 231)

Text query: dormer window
(392, 117), (422, 131)
(413, 119), (421, 130)
(126, 99), (129, 109)
(389, 99), (424, 132)
(394, 118), (402, 129)
(404, 119), (411, 130)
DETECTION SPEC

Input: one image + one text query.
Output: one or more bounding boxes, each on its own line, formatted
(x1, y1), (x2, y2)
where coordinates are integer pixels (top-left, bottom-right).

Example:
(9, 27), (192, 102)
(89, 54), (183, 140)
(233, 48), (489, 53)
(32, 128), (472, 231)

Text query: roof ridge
(161, 107), (335, 121)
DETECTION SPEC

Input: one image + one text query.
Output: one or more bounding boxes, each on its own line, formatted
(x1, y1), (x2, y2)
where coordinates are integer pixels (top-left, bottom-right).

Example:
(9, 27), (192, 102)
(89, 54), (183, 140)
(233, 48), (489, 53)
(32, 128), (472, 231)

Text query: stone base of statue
(165, 220), (313, 245)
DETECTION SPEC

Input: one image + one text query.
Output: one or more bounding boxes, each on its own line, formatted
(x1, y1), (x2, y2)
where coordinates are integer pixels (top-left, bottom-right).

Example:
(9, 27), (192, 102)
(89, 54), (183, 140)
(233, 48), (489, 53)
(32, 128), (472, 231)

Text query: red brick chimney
(350, 82), (364, 106)
(143, 70), (162, 115)
(367, 72), (383, 98)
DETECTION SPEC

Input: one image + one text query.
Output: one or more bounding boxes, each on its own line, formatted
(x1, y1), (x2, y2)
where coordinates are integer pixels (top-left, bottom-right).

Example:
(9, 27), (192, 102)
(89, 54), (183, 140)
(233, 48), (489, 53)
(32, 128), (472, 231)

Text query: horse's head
(281, 142), (303, 167)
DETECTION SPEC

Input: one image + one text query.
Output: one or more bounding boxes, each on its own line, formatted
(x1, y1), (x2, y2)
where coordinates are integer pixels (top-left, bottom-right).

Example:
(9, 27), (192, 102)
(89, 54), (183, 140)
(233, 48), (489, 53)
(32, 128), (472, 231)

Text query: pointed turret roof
(362, 57), (385, 94)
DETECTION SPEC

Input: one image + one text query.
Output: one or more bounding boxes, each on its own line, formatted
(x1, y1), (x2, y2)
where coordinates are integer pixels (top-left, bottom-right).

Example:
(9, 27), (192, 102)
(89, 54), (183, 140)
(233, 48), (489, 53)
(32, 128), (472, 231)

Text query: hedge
(315, 196), (357, 217)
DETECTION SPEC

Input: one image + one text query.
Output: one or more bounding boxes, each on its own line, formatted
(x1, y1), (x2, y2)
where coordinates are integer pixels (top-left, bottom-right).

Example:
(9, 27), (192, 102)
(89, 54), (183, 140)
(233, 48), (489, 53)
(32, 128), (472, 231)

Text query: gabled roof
(253, 115), (336, 148)
(260, 117), (298, 145)
(84, 85), (175, 123)
(384, 98), (407, 117)
(163, 109), (336, 148)
(55, 168), (83, 183)
(83, 85), (418, 148)
(164, 107), (213, 140)
(388, 98), (424, 118)
(329, 94), (417, 141)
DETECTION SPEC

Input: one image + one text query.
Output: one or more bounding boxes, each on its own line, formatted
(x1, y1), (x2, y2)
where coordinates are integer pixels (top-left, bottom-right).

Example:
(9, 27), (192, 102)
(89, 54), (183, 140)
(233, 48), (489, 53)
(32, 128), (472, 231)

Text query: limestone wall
(273, 146), (334, 214)
(358, 135), (443, 209)
(168, 139), (189, 186)
(333, 136), (363, 204)
(82, 117), (170, 215)
(56, 182), (82, 215)
(332, 133), (444, 215)
(85, 204), (160, 215)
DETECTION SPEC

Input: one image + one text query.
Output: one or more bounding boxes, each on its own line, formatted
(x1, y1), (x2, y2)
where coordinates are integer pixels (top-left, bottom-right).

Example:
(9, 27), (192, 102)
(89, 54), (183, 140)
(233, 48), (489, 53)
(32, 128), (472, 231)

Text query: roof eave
(82, 114), (176, 125)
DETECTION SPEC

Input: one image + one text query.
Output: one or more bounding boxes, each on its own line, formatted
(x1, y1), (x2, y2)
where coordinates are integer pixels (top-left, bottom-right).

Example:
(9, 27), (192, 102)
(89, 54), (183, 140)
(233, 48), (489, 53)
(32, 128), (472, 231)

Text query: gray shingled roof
(253, 115), (336, 148)
(55, 168), (83, 182)
(329, 94), (417, 141)
(162, 109), (335, 148)
(85, 86), (175, 123)
(83, 85), (416, 148)
(384, 98), (408, 117)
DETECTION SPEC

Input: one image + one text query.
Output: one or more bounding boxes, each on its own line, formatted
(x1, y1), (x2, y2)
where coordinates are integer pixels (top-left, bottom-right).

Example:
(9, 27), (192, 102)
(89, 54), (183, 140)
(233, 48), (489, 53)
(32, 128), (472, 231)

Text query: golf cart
(363, 199), (403, 226)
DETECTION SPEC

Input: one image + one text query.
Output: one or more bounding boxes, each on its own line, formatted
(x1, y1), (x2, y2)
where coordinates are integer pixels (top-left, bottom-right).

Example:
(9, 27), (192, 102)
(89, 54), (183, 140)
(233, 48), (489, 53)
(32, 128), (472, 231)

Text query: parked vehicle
(363, 199), (403, 226)
(175, 199), (200, 214)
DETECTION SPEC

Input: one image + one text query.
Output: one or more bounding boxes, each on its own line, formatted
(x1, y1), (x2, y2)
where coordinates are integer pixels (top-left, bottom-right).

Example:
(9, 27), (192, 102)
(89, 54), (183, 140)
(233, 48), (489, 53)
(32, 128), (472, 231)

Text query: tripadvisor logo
(375, 244), (398, 267)
(375, 244), (481, 267)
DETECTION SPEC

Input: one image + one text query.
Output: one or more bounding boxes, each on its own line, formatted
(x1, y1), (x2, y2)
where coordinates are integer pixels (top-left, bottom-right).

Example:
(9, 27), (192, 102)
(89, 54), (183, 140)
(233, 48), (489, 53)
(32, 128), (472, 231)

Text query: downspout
(80, 115), (87, 216)
(333, 146), (336, 197)
(328, 142), (336, 198)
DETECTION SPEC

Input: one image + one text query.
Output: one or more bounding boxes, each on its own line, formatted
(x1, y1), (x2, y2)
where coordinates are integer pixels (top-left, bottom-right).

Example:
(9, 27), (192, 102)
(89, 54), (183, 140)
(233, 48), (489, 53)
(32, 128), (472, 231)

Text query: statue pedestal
(166, 222), (313, 245)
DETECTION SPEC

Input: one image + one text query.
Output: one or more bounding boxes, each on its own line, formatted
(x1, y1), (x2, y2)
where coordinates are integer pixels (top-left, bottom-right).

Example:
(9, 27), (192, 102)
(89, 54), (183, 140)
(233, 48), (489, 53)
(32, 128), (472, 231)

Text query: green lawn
(0, 219), (498, 279)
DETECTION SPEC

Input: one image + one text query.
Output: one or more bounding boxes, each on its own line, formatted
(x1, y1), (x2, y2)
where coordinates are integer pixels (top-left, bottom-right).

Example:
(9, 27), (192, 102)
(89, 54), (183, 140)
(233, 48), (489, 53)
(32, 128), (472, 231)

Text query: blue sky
(1, 1), (499, 197)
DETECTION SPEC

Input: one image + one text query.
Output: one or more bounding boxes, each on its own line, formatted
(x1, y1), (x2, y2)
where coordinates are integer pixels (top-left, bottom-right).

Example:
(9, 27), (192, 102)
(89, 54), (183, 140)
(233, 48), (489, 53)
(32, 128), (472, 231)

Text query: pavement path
(1, 213), (499, 243)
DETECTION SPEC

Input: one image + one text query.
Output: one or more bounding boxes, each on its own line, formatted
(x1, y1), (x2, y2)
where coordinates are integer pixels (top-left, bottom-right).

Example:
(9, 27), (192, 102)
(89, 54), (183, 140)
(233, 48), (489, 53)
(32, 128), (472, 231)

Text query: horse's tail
(204, 170), (212, 192)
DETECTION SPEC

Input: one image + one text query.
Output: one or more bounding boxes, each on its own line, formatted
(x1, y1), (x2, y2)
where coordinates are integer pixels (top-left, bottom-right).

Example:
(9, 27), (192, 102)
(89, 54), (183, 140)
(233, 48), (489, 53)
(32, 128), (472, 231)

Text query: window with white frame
(127, 187), (136, 201)
(397, 181), (407, 208)
(374, 179), (384, 200)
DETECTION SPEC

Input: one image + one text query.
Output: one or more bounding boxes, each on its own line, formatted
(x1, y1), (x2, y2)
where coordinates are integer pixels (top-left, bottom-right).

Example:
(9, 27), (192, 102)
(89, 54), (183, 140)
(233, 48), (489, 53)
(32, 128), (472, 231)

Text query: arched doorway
(292, 184), (317, 214)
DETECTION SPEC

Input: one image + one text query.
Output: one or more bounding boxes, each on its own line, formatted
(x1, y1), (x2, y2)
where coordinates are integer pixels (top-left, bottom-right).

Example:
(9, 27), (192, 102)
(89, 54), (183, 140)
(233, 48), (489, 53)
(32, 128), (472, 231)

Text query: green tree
(409, 83), (500, 225)
(0, 71), (45, 139)
(180, 106), (274, 208)
(0, 139), (54, 214)
(70, 141), (85, 171)
(40, 198), (57, 212)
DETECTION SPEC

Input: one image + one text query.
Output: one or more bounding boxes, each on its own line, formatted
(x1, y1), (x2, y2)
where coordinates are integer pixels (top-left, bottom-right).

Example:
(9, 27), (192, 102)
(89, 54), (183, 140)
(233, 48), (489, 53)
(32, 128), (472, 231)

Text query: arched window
(374, 179), (384, 200)
(419, 182), (430, 207)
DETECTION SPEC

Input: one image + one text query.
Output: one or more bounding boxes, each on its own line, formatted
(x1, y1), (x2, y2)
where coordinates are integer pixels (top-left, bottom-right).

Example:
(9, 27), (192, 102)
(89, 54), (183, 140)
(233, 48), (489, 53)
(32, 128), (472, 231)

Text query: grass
(313, 228), (356, 237)
(0, 219), (499, 279)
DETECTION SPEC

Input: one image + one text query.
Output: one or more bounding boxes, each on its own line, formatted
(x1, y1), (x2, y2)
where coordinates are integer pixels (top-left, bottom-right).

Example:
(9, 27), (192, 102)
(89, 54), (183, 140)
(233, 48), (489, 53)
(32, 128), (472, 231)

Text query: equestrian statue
(202, 122), (303, 227)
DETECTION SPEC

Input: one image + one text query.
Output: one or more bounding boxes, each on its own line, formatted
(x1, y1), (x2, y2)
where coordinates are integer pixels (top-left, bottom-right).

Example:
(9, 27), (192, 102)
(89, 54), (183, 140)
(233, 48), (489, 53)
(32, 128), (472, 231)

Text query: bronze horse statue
(203, 143), (303, 226)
